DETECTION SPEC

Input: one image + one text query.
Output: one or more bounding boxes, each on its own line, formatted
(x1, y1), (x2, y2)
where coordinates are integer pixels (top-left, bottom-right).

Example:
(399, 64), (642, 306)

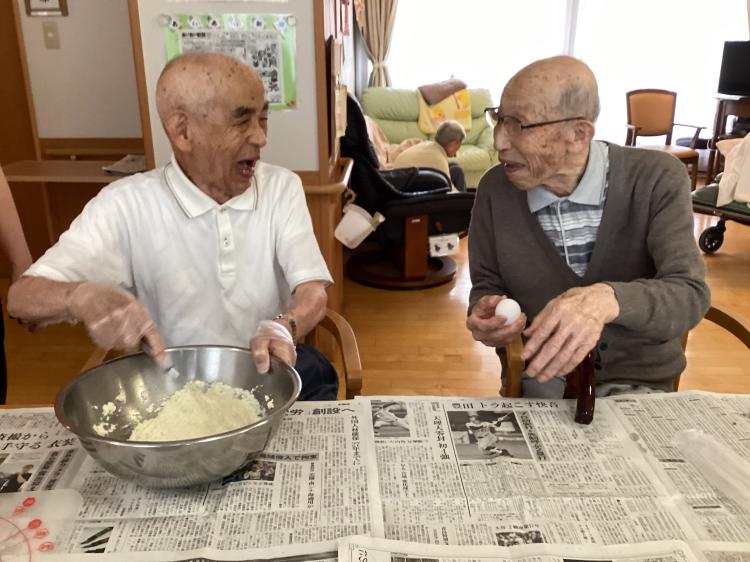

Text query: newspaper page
(0, 401), (382, 561)
(361, 396), (697, 546)
(338, 534), (701, 562)
(610, 392), (750, 543)
(694, 542), (750, 562)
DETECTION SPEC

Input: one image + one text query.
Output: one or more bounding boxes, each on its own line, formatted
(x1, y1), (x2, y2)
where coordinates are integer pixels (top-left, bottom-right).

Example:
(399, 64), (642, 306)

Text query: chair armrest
(501, 336), (525, 398)
(705, 305), (750, 349)
(381, 167), (451, 197)
(315, 309), (363, 399)
(625, 124), (639, 147)
(674, 124), (705, 148)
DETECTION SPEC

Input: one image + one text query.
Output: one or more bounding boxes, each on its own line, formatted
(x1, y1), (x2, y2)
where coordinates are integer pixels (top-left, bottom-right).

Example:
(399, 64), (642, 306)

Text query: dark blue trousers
(295, 344), (338, 401)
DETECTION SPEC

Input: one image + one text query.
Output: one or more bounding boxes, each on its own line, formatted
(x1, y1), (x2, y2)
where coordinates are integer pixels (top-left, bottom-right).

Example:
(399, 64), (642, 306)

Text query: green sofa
(360, 87), (498, 189)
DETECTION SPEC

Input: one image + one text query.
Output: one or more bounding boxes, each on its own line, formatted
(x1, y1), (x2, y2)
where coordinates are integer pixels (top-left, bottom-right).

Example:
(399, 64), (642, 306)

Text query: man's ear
(573, 120), (595, 146)
(163, 110), (192, 153)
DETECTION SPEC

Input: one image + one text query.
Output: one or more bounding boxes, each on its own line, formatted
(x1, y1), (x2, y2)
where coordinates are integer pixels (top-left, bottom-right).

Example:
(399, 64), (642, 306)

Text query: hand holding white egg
(495, 298), (521, 325)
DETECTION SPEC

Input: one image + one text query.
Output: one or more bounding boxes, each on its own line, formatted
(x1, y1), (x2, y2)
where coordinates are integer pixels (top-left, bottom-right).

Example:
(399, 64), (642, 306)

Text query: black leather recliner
(340, 93), (475, 289)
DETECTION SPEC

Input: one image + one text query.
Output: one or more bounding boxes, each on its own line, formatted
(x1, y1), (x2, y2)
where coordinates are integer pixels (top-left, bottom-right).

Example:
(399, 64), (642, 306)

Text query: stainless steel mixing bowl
(55, 346), (301, 488)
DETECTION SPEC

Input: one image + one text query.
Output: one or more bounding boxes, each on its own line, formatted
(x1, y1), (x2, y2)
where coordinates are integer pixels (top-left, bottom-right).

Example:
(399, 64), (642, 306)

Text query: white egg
(494, 298), (521, 325)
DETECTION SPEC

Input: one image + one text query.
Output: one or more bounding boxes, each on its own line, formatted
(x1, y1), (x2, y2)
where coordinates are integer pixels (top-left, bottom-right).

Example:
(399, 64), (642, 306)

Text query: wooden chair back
(626, 89), (678, 143)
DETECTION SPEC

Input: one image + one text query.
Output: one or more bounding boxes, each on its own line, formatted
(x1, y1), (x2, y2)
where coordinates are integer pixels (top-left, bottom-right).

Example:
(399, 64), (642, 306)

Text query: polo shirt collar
(165, 154), (259, 218)
(527, 141), (607, 213)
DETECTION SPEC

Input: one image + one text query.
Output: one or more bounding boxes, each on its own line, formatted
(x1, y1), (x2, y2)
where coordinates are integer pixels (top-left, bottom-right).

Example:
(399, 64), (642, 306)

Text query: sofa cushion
(451, 144), (493, 172)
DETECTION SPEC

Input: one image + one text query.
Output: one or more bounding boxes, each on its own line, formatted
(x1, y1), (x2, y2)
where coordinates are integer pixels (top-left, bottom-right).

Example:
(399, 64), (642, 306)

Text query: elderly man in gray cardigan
(466, 56), (710, 397)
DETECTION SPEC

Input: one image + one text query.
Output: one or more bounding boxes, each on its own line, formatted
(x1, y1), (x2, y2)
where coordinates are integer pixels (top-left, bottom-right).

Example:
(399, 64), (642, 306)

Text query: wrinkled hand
(522, 283), (619, 382)
(466, 295), (527, 348)
(250, 320), (297, 374)
(67, 282), (167, 363)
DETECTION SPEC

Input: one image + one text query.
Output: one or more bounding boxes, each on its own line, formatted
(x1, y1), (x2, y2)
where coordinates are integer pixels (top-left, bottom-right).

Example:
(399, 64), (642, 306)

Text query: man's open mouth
(501, 160), (524, 173)
(236, 159), (257, 178)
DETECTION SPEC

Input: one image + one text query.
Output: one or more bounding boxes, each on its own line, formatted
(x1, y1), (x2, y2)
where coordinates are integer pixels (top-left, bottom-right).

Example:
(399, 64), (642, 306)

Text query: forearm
(284, 281), (328, 339)
(608, 275), (710, 339)
(0, 172), (32, 280)
(7, 276), (81, 325)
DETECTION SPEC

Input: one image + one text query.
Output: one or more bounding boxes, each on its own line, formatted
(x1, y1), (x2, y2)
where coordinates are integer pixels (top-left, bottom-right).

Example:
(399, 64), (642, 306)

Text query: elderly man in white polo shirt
(8, 52), (337, 400)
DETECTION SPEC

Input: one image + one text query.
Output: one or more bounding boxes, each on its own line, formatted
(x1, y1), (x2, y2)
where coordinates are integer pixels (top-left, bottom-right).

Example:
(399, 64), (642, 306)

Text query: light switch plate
(42, 21), (60, 49)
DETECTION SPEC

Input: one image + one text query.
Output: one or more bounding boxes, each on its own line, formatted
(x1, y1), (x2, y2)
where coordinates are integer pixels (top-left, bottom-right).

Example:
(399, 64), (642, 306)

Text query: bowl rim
(54, 344), (301, 448)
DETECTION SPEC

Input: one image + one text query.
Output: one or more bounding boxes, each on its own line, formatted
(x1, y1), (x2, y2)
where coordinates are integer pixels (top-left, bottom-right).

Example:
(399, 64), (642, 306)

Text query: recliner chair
(340, 93), (475, 289)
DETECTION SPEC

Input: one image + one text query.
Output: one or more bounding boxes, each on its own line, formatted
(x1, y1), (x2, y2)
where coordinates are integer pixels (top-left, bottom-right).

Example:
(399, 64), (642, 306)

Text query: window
(384, 0), (749, 142)
(575, 0), (749, 143)
(387, 0), (568, 104)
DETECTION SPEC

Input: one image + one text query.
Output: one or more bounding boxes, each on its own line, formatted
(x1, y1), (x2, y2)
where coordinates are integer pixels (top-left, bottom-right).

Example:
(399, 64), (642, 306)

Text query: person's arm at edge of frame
(0, 166), (32, 282)
(606, 154), (710, 340)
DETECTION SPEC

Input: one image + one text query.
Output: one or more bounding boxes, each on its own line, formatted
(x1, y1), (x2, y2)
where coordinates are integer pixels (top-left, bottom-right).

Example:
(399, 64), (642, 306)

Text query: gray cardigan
(468, 143), (710, 390)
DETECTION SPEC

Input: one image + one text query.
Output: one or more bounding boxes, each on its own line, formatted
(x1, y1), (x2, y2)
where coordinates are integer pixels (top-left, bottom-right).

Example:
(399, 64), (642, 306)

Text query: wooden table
(3, 160), (121, 246)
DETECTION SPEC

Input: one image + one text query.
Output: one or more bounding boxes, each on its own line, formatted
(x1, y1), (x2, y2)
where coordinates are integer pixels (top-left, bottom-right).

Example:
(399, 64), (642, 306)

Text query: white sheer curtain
(386, 0), (568, 103)
(385, 0), (749, 141)
(575, 0), (749, 143)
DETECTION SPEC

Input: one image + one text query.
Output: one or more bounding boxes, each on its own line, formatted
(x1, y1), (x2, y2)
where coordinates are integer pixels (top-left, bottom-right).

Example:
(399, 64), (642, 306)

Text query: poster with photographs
(164, 14), (297, 110)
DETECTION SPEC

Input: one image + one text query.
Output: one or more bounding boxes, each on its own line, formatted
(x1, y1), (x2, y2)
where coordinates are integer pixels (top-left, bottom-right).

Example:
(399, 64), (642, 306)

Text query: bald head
(156, 52), (265, 125)
(154, 52), (269, 204)
(503, 56), (599, 123)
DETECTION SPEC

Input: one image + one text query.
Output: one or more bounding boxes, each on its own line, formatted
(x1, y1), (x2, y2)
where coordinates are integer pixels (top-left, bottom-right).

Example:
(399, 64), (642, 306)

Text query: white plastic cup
(334, 204), (384, 249)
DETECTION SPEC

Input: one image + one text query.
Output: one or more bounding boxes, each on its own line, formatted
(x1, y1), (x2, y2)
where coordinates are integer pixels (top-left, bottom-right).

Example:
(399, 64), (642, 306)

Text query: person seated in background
(392, 120), (467, 191)
(466, 55), (710, 398)
(364, 115), (422, 170)
(8, 52), (337, 400)
(0, 165), (33, 404)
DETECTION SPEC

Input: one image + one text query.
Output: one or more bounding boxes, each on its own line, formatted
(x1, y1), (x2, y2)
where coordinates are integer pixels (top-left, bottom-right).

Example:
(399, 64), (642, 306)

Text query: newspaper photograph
(361, 396), (697, 545)
(0, 401), (382, 560)
(338, 534), (701, 562)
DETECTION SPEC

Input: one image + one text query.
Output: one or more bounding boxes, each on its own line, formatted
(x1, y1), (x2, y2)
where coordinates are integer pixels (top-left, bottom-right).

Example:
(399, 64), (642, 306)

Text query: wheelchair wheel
(698, 226), (724, 254)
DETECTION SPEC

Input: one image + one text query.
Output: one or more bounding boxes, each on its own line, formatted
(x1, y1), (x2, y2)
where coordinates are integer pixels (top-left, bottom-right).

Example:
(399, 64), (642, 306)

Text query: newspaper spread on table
(0, 400), (382, 561)
(338, 535), (750, 562)
(0, 392), (747, 561)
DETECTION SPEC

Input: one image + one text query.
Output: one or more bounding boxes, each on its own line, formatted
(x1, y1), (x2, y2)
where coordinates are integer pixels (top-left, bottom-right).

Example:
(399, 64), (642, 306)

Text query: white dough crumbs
(128, 381), (265, 442)
(101, 401), (117, 416)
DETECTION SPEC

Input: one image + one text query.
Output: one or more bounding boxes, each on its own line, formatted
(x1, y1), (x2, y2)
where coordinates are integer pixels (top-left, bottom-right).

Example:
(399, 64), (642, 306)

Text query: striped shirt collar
(527, 141), (608, 213)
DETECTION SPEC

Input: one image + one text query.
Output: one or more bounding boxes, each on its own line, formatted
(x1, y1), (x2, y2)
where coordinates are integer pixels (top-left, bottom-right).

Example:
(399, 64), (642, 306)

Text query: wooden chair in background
(501, 304), (750, 397)
(81, 308), (363, 400)
(626, 89), (703, 190)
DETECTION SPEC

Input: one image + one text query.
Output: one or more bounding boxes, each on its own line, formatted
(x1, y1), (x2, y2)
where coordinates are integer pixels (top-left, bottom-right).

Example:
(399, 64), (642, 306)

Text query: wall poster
(164, 14), (297, 110)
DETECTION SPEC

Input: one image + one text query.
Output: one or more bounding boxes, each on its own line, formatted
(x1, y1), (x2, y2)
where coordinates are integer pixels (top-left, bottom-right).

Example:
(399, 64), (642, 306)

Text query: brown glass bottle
(562, 351), (596, 424)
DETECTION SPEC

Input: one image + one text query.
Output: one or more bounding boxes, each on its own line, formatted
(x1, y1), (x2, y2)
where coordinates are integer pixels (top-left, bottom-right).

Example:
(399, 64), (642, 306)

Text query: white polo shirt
(26, 156), (333, 347)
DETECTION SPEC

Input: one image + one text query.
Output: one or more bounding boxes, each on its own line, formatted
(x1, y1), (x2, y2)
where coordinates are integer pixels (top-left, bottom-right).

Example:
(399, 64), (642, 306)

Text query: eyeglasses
(484, 106), (585, 136)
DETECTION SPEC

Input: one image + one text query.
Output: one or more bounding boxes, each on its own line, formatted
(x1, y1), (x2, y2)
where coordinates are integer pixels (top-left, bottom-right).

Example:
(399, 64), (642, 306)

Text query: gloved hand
(67, 282), (167, 363)
(250, 320), (297, 374)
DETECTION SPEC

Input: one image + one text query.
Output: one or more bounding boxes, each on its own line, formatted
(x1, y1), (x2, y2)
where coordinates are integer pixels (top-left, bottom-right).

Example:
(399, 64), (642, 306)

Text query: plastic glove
(250, 320), (297, 374)
(67, 282), (167, 363)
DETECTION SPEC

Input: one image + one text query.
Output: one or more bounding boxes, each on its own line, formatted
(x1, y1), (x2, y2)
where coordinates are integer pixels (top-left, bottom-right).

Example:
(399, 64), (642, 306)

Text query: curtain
(353, 0), (398, 87)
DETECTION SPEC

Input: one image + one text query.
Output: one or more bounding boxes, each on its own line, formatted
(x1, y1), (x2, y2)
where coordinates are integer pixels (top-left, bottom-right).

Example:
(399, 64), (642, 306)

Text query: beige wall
(17, 0), (142, 138)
